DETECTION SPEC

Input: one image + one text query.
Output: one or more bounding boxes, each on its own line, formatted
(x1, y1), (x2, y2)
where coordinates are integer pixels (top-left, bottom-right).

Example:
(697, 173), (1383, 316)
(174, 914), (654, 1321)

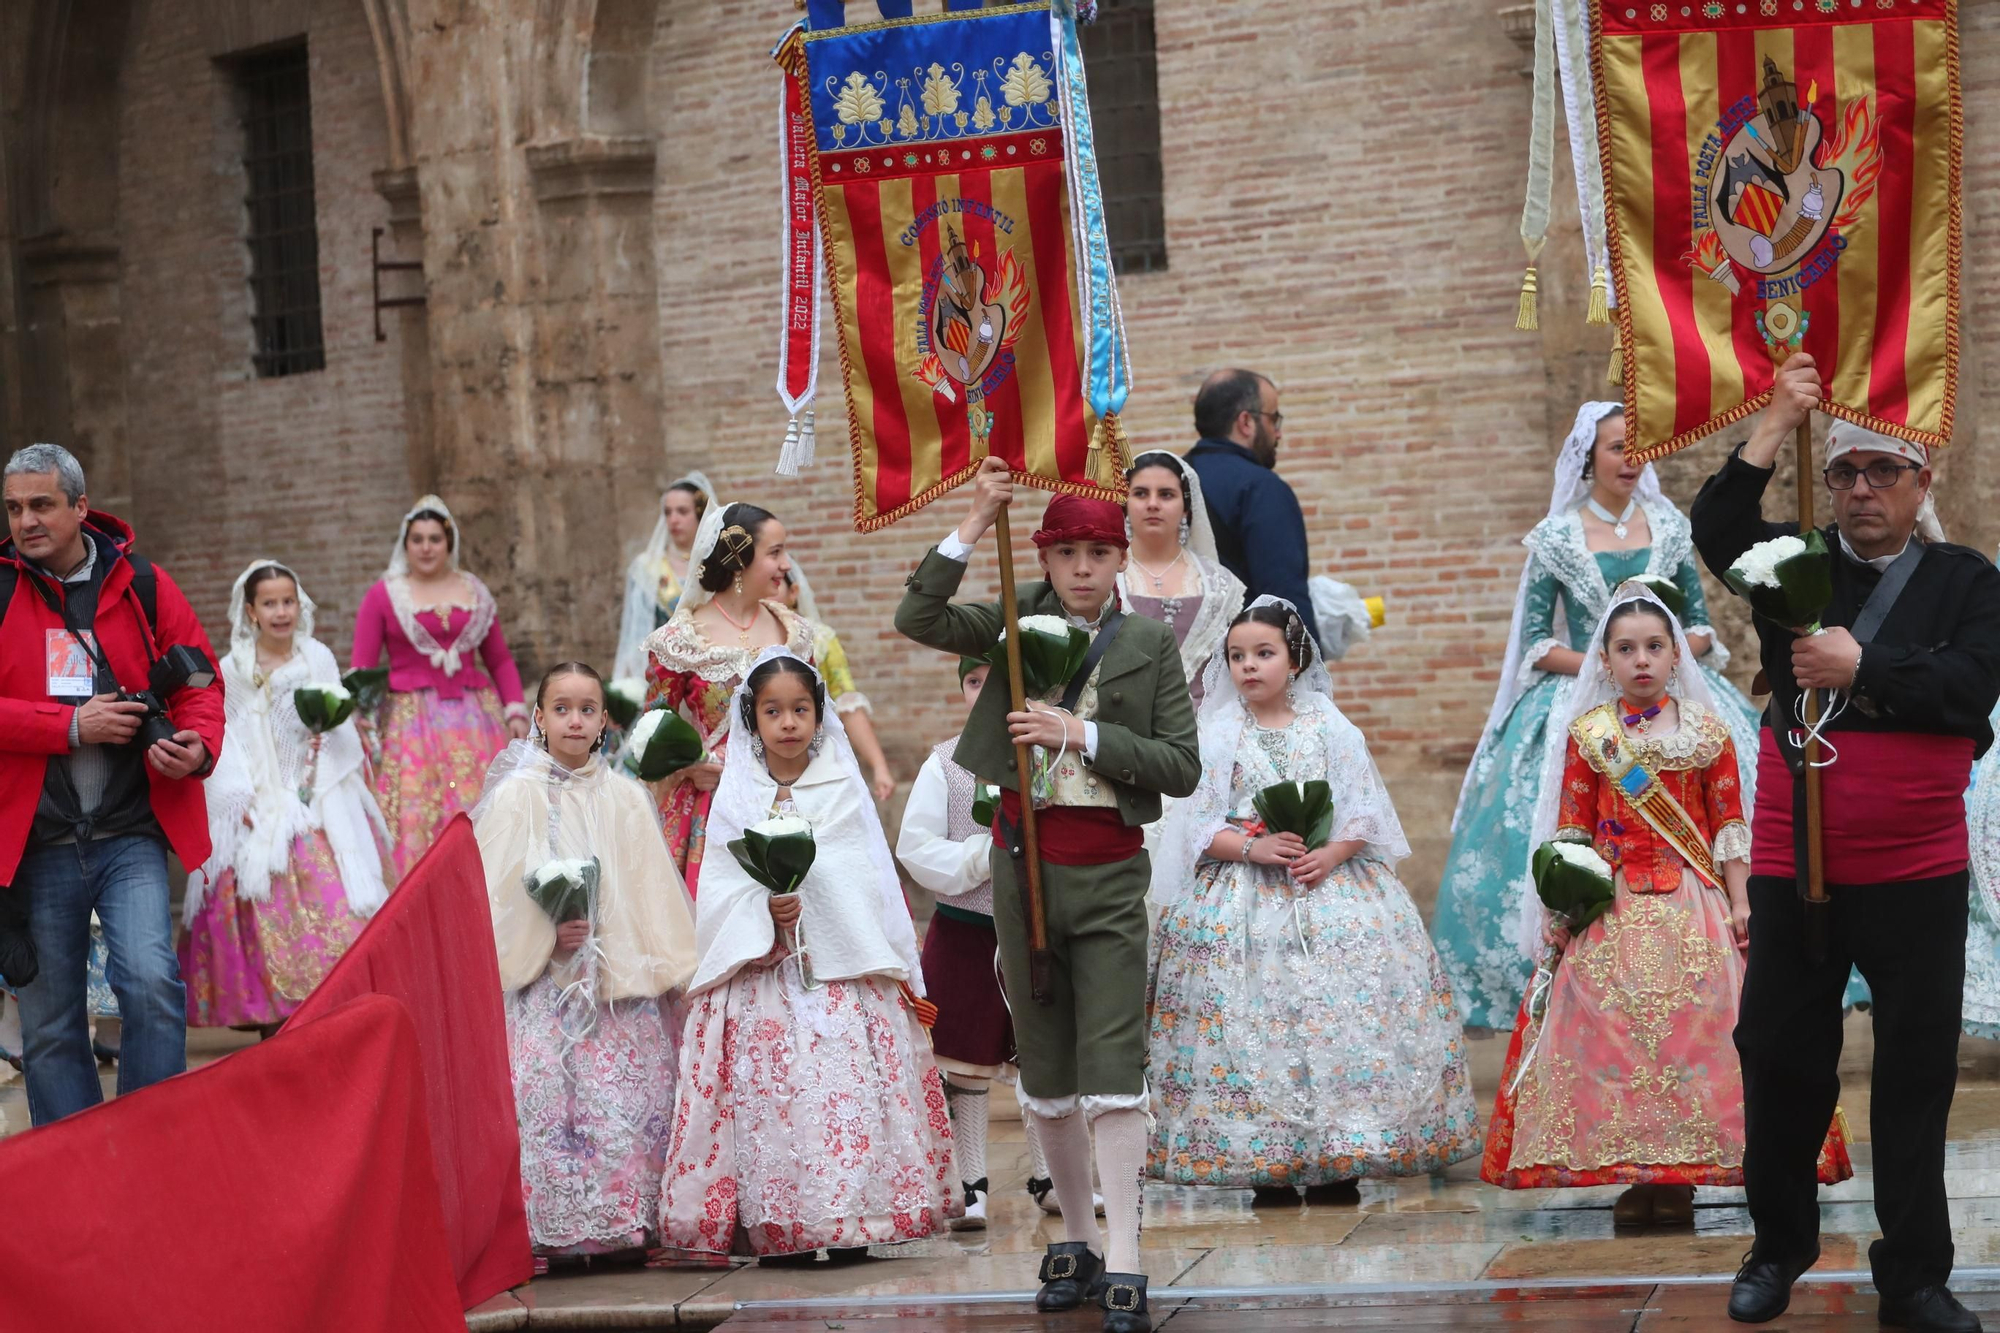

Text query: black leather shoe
(1100, 1272), (1151, 1333)
(1879, 1285), (1982, 1332)
(1729, 1247), (1819, 1323)
(1035, 1242), (1105, 1313)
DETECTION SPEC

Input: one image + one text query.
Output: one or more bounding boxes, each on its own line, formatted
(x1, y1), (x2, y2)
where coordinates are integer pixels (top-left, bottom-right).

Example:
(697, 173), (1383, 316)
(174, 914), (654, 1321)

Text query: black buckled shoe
(1035, 1242), (1105, 1312)
(1728, 1246), (1819, 1323)
(1878, 1285), (1982, 1332)
(1100, 1272), (1150, 1333)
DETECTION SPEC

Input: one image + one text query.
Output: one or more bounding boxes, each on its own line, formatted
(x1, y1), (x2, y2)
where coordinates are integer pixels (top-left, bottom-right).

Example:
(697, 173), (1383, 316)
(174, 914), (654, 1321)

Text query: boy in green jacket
(896, 456), (1199, 1333)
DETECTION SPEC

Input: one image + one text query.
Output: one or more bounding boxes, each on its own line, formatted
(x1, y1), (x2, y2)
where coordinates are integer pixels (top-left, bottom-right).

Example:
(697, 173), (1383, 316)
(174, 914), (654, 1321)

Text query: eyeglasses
(1247, 409), (1284, 428)
(1824, 460), (1921, 491)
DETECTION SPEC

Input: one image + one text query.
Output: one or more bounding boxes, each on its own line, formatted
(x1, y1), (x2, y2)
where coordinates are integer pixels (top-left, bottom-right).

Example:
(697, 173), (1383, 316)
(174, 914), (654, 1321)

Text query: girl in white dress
(659, 649), (958, 1262)
(1148, 598), (1481, 1204)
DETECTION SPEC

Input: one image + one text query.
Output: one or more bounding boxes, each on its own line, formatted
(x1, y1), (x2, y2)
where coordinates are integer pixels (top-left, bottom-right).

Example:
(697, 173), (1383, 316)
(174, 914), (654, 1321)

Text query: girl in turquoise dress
(1431, 402), (1765, 1030)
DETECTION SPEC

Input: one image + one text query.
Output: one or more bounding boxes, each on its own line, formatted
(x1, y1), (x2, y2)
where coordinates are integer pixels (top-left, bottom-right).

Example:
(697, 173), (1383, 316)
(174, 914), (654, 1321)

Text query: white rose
(1003, 614), (1073, 640)
(627, 710), (665, 750)
(530, 857), (592, 890)
(608, 677), (646, 706)
(320, 682), (352, 703)
(749, 814), (814, 839)
(1550, 840), (1614, 879)
(1730, 534), (1807, 589)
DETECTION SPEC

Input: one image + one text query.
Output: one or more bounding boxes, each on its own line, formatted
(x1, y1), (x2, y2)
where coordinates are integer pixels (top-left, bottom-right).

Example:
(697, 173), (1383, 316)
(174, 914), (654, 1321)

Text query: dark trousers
(1735, 870), (1968, 1295)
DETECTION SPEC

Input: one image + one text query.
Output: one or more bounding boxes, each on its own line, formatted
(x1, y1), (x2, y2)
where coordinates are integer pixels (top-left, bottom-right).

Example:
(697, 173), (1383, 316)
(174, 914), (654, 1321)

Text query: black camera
(121, 644), (216, 752)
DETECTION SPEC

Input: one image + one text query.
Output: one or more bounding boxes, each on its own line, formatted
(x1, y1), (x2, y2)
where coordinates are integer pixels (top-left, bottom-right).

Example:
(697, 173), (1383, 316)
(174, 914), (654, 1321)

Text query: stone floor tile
(1171, 1241), (1507, 1287)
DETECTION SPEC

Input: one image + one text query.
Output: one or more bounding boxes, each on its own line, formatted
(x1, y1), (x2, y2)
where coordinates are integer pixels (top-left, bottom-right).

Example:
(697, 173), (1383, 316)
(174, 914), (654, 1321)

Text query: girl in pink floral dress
(643, 501), (813, 895)
(477, 662), (696, 1260)
(659, 650), (957, 1263)
(352, 496), (529, 876)
(183, 560), (393, 1031)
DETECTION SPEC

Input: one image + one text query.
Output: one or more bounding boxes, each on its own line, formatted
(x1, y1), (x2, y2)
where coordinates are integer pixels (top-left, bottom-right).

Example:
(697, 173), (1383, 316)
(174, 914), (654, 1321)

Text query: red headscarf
(1032, 493), (1128, 550)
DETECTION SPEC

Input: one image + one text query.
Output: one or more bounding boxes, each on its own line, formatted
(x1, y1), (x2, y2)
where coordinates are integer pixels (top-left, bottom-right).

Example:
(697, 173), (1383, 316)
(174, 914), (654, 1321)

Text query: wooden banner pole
(992, 503), (1054, 1003)
(1794, 413), (1831, 963)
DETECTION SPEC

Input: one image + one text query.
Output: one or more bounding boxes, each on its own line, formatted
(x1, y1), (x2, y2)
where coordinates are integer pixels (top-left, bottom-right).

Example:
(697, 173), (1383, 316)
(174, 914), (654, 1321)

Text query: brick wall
(646, 1), (2000, 912)
(116, 0), (411, 663)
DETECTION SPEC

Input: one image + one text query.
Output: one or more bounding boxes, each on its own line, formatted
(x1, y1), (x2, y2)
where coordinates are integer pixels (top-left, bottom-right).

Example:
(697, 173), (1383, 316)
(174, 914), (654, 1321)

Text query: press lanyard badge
(46, 628), (96, 696)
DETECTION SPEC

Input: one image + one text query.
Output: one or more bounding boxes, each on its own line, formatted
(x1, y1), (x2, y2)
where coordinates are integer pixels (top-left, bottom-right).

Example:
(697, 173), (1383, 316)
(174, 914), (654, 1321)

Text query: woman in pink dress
(353, 496), (529, 876)
(642, 501), (814, 896)
(182, 560), (393, 1032)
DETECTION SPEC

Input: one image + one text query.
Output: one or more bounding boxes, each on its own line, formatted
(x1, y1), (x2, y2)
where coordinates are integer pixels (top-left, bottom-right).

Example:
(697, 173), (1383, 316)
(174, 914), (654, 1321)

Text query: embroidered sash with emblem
(1571, 703), (1721, 891)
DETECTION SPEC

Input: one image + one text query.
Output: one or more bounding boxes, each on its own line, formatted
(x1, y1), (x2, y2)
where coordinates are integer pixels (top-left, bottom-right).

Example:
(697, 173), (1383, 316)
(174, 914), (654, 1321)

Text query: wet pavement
(12, 1012), (2000, 1329)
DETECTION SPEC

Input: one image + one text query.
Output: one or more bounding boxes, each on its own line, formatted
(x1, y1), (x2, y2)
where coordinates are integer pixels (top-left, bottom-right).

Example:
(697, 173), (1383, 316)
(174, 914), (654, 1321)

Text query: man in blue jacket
(1182, 369), (1321, 648)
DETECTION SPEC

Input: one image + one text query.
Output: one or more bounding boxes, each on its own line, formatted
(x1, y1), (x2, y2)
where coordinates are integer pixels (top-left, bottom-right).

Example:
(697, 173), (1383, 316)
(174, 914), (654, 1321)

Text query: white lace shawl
(187, 635), (390, 923)
(686, 648), (922, 997)
(1507, 581), (1735, 958)
(1152, 596), (1409, 906)
(616, 472), (719, 681)
(473, 743), (697, 1002)
(1117, 449), (1246, 688)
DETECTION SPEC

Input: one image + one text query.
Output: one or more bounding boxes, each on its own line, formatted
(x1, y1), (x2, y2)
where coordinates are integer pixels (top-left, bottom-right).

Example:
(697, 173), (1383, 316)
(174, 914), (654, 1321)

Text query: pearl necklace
(1586, 494), (1638, 541)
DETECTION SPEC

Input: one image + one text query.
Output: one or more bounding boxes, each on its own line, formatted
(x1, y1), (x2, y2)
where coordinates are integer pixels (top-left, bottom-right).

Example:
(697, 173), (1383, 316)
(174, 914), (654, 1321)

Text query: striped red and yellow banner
(1594, 0), (1960, 460)
(781, 4), (1124, 531)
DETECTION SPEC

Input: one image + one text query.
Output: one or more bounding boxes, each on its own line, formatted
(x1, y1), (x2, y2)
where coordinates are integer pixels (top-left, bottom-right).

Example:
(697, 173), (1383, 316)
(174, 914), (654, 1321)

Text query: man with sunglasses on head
(1693, 354), (2000, 1333)
(1183, 369), (1321, 650)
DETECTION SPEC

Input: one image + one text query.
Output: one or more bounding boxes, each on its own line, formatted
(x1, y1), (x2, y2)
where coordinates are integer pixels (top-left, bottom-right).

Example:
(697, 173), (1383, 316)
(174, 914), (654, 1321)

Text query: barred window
(230, 43), (325, 378)
(1079, 0), (1166, 273)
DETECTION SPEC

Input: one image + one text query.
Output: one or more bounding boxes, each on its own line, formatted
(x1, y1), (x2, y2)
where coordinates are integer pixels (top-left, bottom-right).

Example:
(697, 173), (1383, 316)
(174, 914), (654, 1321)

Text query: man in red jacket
(2, 443), (224, 1124)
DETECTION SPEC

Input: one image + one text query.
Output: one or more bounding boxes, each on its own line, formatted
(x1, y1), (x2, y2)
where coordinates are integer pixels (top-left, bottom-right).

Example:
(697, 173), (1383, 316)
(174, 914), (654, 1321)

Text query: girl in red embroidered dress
(1482, 585), (1851, 1227)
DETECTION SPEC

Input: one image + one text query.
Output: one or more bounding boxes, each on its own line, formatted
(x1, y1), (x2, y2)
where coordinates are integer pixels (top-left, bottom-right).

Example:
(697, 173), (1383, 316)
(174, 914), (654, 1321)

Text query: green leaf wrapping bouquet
(970, 781), (1001, 830)
(526, 856), (600, 925)
(293, 683), (356, 734)
(1251, 780), (1336, 848)
(1723, 530), (1834, 631)
(1532, 838), (1616, 933)
(622, 706), (706, 782)
(989, 615), (1090, 698)
(1622, 573), (1686, 621)
(604, 677), (646, 731)
(340, 667), (391, 713)
(727, 815), (817, 895)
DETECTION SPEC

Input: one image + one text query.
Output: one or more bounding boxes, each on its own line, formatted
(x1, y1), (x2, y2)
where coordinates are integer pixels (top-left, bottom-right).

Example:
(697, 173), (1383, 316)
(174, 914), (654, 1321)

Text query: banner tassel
(1586, 265), (1610, 326)
(1607, 327), (1624, 386)
(1516, 265), (1542, 332)
(776, 409), (817, 478)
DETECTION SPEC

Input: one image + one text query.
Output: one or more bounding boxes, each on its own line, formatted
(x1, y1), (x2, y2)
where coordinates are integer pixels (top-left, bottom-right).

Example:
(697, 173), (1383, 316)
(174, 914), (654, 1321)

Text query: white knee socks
(1023, 1106), (1053, 1181)
(944, 1079), (989, 1185)
(1091, 1108), (1146, 1275)
(1024, 1107), (1102, 1252)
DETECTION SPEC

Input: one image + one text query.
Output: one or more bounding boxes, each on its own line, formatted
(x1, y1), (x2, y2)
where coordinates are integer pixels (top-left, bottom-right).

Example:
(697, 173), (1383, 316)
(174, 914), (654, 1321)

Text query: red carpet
(0, 993), (464, 1333)
(289, 813), (533, 1307)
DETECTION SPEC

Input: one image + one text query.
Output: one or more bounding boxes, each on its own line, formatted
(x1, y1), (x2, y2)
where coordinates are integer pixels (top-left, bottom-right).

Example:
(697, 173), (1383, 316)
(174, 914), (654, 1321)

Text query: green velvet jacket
(893, 547), (1201, 827)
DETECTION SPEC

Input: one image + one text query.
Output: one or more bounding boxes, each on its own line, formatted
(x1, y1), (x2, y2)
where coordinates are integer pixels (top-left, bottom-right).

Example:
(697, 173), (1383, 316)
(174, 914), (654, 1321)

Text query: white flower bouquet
(989, 614), (1090, 698)
(526, 856), (600, 925)
(604, 677), (647, 730)
(622, 706), (706, 782)
(1723, 531), (1833, 631)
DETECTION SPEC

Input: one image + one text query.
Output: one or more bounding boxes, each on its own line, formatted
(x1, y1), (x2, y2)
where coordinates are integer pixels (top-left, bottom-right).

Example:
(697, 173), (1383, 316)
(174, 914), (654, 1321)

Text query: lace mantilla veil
(1150, 595), (1409, 908)
(1450, 402), (1663, 831)
(1505, 579), (1723, 958)
(616, 471), (720, 680)
(692, 647), (922, 997)
(1116, 448), (1246, 685)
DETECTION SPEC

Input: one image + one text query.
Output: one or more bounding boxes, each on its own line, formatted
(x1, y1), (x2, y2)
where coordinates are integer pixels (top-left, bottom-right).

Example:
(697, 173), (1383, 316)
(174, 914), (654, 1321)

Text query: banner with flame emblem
(775, 1), (1130, 530)
(1593, 0), (1960, 459)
